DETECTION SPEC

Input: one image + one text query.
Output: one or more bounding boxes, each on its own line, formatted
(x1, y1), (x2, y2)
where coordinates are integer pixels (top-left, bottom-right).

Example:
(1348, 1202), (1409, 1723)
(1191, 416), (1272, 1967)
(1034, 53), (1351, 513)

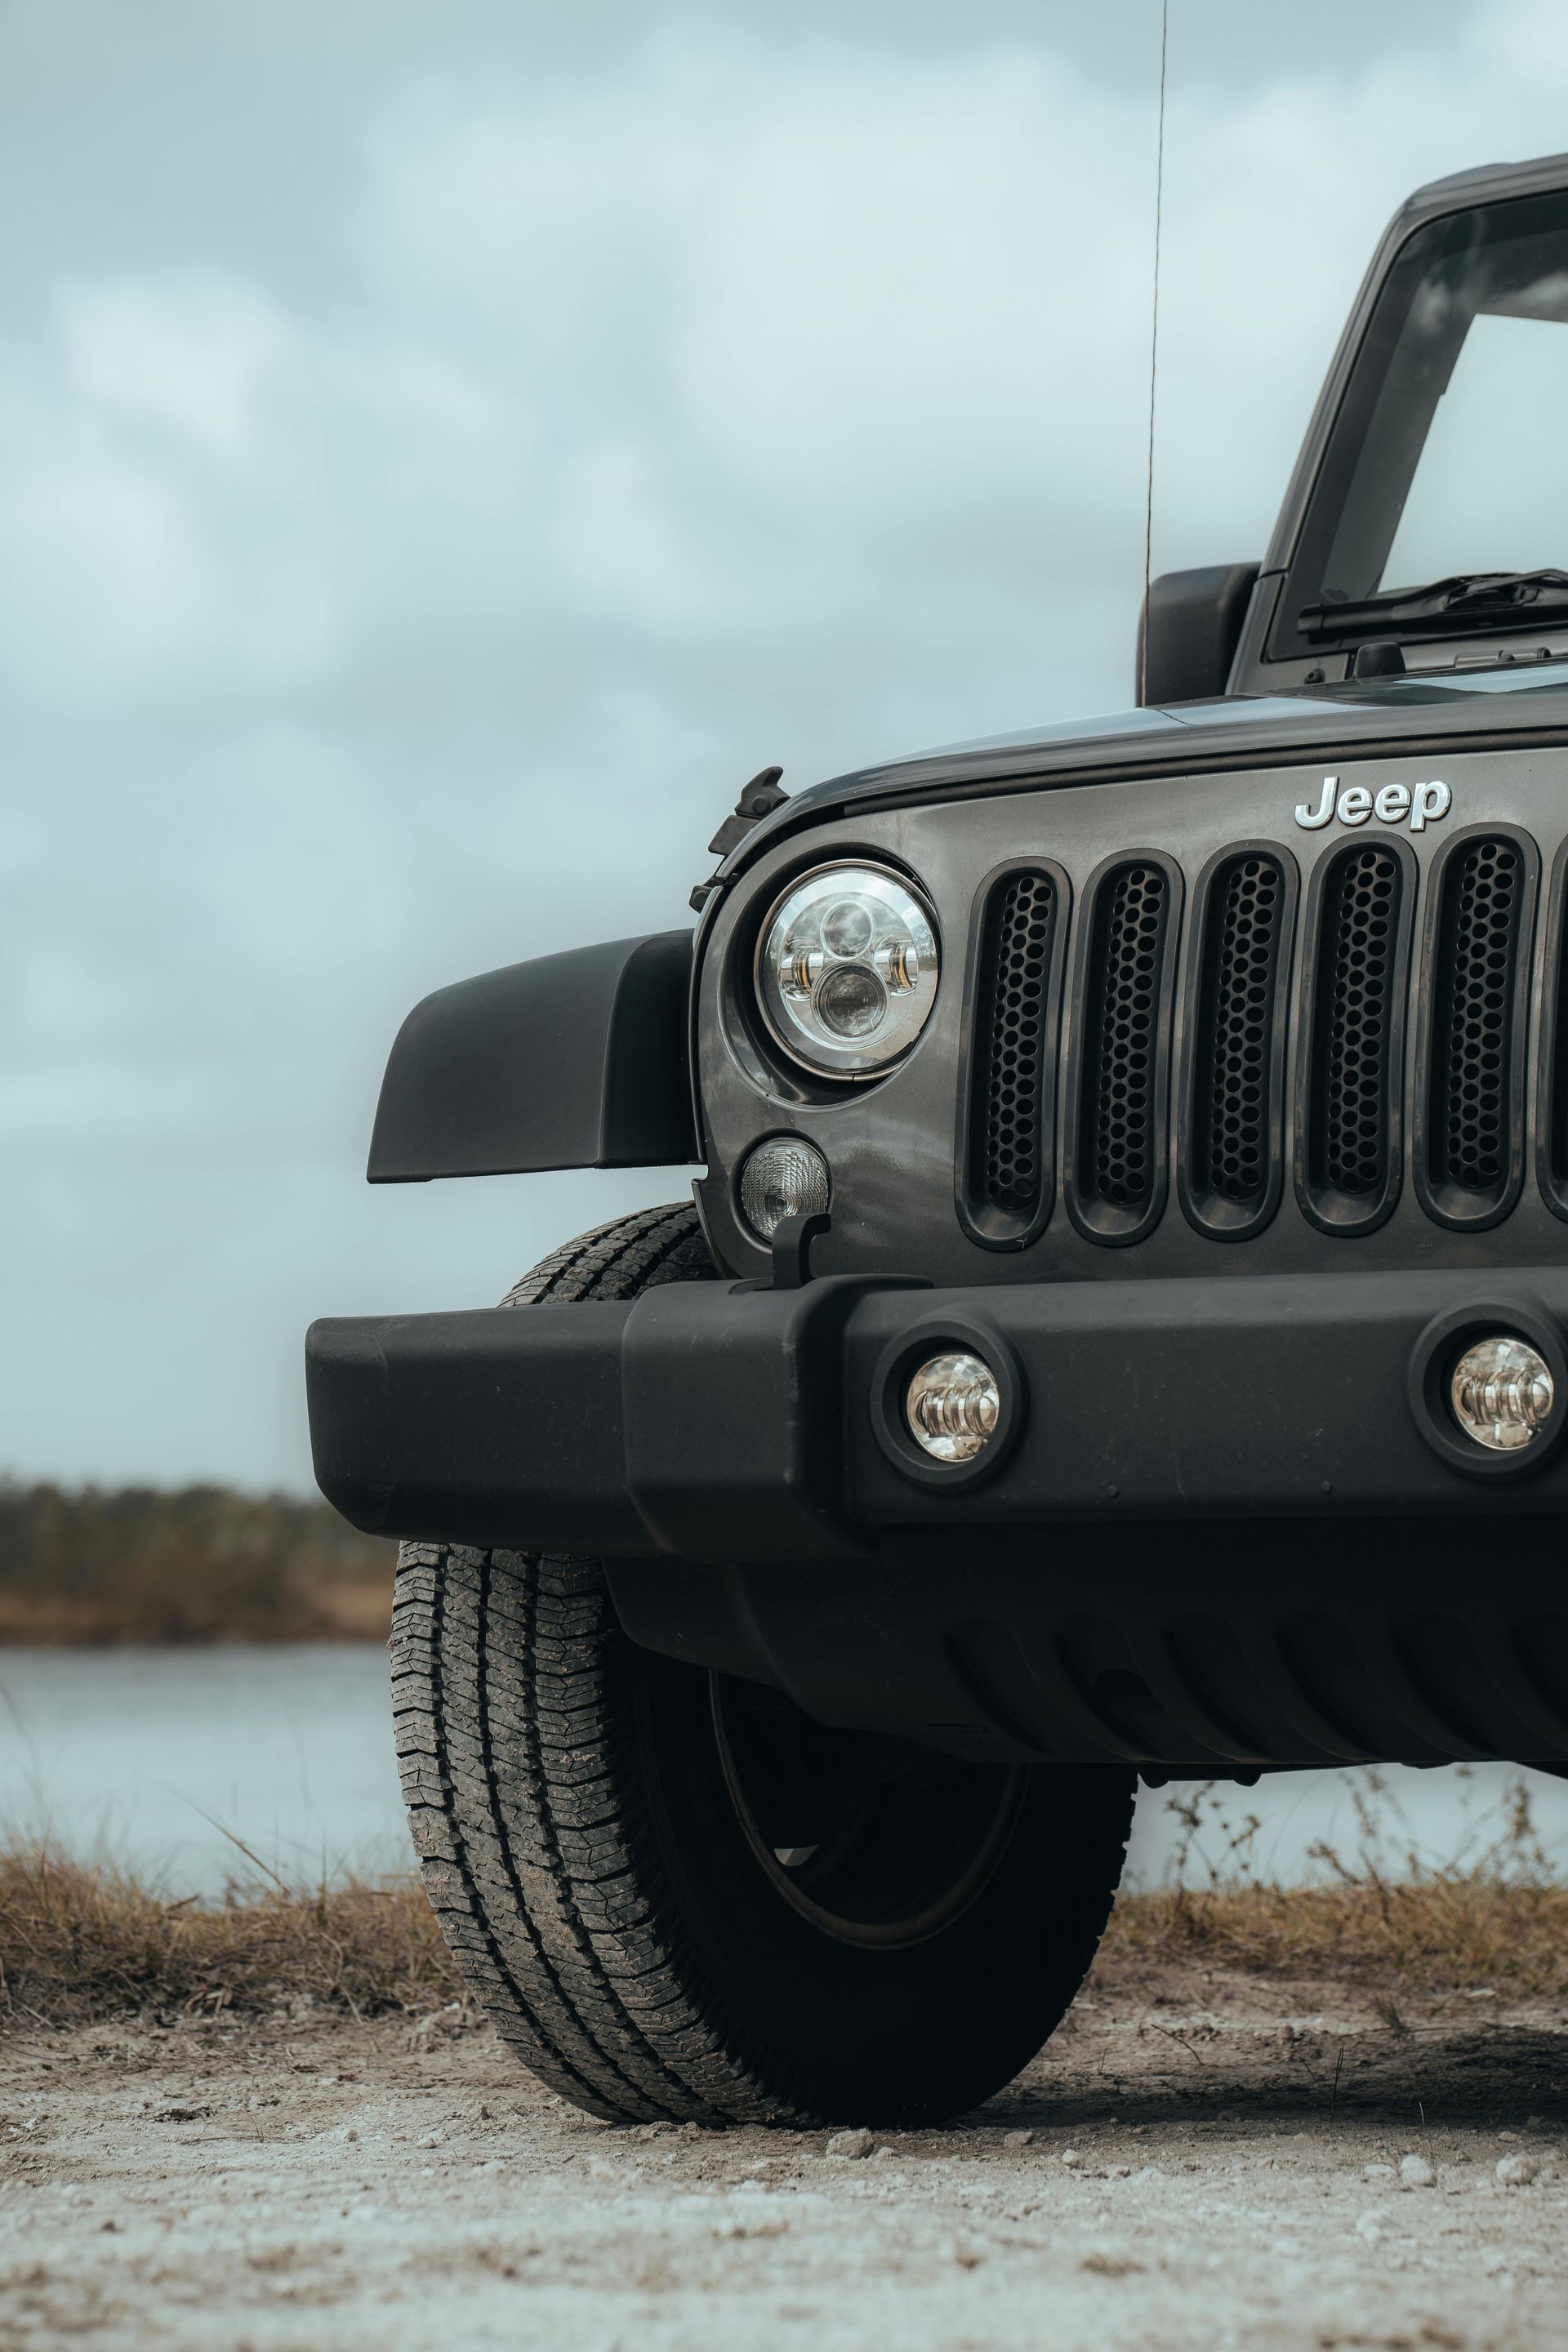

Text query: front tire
(393, 1205), (1134, 2125)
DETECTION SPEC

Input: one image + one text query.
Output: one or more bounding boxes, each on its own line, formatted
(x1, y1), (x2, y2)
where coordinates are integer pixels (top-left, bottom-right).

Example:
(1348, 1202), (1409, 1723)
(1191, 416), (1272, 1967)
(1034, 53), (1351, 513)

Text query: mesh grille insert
(974, 870), (1056, 1219)
(1311, 843), (1403, 1204)
(1192, 853), (1285, 1209)
(1084, 862), (1170, 1213)
(1428, 835), (1524, 1199)
(1549, 870), (1568, 1207)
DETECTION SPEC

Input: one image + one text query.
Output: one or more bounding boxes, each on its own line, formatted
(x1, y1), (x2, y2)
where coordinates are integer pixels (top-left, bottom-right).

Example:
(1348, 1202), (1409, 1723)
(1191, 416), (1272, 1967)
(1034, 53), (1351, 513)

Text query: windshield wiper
(1302, 569), (1568, 638)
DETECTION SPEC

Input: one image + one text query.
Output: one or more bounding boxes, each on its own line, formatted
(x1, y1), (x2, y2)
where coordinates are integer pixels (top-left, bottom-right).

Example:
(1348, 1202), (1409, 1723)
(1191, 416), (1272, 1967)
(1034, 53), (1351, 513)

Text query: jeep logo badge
(1294, 774), (1451, 833)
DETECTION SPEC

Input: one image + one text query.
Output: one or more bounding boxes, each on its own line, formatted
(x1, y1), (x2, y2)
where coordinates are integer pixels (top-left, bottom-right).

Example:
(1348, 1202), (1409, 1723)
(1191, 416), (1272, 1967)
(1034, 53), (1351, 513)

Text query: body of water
(0, 1646), (410, 1892)
(2, 1644), (1566, 1896)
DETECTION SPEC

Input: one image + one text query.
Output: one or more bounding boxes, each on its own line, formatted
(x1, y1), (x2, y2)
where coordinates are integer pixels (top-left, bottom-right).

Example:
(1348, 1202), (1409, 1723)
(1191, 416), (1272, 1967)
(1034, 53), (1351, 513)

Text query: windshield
(1273, 187), (1568, 655)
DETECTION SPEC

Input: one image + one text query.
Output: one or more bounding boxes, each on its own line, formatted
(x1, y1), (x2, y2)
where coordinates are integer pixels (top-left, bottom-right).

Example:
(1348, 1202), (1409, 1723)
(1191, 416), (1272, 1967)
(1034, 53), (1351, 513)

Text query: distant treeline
(0, 1483), (396, 1645)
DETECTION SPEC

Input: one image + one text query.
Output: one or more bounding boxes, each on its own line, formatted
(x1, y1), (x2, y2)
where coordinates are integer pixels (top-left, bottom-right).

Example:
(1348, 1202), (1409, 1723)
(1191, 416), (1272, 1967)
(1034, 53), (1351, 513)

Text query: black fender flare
(367, 931), (699, 1181)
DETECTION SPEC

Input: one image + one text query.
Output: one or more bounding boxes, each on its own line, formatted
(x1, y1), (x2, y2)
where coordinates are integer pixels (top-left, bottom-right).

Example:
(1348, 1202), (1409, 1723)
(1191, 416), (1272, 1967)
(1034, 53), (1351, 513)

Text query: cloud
(60, 276), (291, 452)
(553, 440), (715, 622)
(4, 0), (1568, 1483)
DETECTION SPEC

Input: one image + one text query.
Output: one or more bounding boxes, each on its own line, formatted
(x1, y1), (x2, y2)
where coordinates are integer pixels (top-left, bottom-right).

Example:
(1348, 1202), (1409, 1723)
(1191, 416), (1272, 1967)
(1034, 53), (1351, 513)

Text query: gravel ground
(4, 1953), (1568, 2350)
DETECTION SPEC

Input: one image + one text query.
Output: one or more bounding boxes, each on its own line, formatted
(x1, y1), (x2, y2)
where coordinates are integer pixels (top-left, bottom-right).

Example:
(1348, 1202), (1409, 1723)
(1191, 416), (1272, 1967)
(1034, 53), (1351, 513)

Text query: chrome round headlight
(755, 863), (939, 1077)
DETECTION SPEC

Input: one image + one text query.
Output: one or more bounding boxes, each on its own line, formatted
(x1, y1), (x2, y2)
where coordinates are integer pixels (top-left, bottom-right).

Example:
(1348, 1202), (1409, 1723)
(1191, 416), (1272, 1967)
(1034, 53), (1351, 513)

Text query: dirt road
(3, 1950), (1567, 2350)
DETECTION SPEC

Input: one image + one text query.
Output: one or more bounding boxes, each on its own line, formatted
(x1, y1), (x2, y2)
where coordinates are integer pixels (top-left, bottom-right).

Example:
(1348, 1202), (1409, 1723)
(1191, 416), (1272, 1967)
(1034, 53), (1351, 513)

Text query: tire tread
(394, 1203), (1129, 2124)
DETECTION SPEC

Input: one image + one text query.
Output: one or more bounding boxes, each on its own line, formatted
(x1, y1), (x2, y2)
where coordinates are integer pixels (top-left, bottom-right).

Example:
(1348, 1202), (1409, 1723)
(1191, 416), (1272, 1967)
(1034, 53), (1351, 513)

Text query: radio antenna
(1139, 0), (1170, 705)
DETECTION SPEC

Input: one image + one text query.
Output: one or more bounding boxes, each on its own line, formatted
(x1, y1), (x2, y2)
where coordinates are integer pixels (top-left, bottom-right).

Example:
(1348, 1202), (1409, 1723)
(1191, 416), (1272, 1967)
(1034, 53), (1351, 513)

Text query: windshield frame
(1269, 185), (1568, 664)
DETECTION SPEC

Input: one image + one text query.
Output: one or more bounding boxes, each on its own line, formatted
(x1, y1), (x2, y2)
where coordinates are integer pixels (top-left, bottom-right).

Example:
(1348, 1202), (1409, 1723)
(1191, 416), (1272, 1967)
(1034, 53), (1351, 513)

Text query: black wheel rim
(709, 1674), (1027, 1949)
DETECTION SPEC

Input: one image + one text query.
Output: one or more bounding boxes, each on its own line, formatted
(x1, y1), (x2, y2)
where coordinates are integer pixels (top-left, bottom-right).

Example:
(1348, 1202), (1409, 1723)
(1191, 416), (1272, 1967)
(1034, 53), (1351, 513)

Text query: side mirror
(1135, 563), (1259, 706)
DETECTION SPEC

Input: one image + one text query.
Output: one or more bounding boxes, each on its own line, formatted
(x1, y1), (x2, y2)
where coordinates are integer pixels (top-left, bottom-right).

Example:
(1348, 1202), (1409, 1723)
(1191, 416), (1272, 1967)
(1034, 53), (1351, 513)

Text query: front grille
(1183, 850), (1292, 1236)
(1298, 840), (1413, 1233)
(1417, 831), (1535, 1227)
(947, 813), (1547, 1255)
(1068, 857), (1178, 1242)
(962, 867), (1062, 1244)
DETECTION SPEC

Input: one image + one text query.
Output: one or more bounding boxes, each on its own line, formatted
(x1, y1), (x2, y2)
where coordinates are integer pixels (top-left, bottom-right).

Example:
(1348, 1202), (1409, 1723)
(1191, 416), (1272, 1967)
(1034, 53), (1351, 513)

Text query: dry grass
(4, 1769), (1566, 2029)
(1104, 1771), (1568, 1996)
(5, 1845), (1568, 2032)
(1104, 1877), (1568, 1995)
(0, 1846), (459, 2029)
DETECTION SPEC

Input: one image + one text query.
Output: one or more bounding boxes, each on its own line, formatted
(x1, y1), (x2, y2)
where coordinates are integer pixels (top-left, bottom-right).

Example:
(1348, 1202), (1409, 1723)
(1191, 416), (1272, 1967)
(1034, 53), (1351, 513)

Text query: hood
(728, 662), (1568, 877)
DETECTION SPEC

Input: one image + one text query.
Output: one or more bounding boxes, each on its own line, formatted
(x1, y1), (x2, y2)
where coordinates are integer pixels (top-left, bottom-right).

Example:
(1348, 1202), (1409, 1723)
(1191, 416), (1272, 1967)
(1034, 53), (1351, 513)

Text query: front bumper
(306, 1267), (1568, 1562)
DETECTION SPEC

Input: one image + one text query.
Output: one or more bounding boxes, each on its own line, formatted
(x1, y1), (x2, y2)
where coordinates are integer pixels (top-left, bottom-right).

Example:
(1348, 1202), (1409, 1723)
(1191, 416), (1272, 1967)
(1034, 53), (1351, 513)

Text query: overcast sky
(6, 0), (1568, 1491)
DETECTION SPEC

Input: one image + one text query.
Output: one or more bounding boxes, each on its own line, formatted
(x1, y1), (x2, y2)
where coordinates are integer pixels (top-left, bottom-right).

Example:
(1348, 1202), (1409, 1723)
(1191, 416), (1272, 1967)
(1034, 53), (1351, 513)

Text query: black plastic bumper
(306, 1267), (1568, 1561)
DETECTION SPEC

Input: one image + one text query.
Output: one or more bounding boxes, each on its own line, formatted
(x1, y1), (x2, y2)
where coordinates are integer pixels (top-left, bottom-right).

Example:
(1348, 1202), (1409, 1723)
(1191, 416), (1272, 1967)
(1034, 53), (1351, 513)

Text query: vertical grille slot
(1067, 853), (1180, 1245)
(1539, 846), (1568, 1223)
(1179, 847), (1294, 1240)
(1298, 837), (1414, 1235)
(1432, 840), (1521, 1193)
(1092, 866), (1166, 1208)
(960, 864), (1067, 1246)
(1416, 828), (1536, 1229)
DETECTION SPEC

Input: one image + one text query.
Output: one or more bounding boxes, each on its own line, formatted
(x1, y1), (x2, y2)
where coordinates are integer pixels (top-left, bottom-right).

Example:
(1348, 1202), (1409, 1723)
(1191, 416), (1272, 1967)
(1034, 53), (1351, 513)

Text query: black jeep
(309, 150), (1568, 2126)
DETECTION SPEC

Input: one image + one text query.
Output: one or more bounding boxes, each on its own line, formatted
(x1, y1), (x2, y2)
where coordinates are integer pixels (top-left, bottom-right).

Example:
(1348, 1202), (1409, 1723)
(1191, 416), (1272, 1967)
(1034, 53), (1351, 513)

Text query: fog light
(906, 1351), (1000, 1463)
(739, 1136), (830, 1241)
(1450, 1335), (1556, 1452)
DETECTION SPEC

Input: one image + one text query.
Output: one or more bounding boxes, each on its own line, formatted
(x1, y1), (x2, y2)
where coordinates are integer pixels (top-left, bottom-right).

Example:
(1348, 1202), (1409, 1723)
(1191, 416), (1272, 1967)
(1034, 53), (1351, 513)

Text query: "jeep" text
(1293, 775), (1451, 832)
